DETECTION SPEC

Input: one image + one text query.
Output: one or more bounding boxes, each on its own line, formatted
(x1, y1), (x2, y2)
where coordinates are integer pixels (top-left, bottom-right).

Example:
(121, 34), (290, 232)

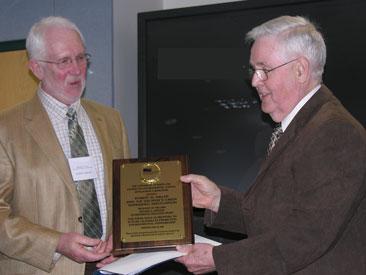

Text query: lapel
(23, 95), (78, 200)
(81, 100), (113, 233)
(256, 85), (334, 178)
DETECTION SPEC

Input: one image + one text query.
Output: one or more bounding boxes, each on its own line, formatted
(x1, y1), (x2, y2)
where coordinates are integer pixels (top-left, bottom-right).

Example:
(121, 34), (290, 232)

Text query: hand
(175, 243), (216, 274)
(180, 174), (221, 212)
(96, 235), (119, 268)
(56, 232), (110, 263)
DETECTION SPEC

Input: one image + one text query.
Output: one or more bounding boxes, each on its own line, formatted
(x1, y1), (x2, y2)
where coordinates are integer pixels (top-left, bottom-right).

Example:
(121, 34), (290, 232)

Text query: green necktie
(67, 108), (102, 239)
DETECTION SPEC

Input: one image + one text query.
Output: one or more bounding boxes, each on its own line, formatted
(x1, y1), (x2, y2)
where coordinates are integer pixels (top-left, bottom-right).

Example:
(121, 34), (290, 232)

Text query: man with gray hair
(0, 16), (129, 274)
(176, 15), (366, 274)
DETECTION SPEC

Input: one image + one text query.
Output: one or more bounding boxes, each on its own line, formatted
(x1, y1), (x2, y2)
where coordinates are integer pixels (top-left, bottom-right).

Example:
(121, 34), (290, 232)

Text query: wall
(113, 0), (163, 158)
(0, 0), (52, 41)
(0, 0), (247, 157)
(163, 0), (244, 9)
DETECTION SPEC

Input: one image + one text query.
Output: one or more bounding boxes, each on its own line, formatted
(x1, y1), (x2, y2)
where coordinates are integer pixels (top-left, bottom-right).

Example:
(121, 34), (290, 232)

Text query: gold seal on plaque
(140, 162), (161, 184)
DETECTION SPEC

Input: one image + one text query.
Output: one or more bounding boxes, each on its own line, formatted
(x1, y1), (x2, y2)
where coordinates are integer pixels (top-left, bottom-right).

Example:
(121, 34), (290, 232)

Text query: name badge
(68, 156), (97, 181)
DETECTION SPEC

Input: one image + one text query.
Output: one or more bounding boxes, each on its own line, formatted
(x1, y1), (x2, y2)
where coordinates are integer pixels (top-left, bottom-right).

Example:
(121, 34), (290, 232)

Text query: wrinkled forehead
(43, 27), (85, 56)
(43, 26), (83, 44)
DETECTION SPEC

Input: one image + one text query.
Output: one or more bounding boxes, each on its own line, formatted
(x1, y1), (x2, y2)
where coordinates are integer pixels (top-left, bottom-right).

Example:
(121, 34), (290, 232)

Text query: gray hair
(26, 16), (85, 59)
(246, 16), (326, 82)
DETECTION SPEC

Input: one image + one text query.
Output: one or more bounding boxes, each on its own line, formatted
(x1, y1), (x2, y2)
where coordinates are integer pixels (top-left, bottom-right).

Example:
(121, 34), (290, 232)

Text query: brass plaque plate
(112, 156), (193, 255)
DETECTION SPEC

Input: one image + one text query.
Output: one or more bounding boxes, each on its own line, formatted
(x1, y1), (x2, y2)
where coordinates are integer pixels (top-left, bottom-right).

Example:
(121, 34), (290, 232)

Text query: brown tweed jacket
(206, 85), (366, 274)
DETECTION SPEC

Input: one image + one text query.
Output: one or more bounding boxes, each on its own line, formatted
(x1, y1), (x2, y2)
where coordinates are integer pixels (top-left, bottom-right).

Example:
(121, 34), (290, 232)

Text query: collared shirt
(281, 84), (321, 132)
(38, 89), (107, 240)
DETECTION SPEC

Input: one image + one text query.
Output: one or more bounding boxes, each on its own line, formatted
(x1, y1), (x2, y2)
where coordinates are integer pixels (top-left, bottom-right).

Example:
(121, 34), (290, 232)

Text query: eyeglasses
(248, 58), (298, 81)
(37, 53), (91, 70)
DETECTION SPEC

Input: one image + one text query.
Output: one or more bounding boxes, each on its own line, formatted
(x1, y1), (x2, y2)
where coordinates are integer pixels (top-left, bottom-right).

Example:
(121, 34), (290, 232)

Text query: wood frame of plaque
(112, 155), (193, 255)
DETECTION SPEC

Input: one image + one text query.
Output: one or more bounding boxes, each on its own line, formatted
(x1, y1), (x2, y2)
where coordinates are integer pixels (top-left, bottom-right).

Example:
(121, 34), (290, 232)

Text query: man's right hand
(56, 232), (110, 263)
(180, 174), (221, 213)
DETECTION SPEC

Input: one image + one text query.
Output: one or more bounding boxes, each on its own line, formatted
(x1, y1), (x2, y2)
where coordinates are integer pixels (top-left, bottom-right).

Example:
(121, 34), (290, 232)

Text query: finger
(174, 256), (185, 264)
(79, 236), (102, 247)
(176, 245), (191, 254)
(82, 247), (110, 262)
(181, 173), (203, 182)
(93, 240), (107, 253)
(96, 255), (117, 267)
(96, 240), (104, 249)
(106, 235), (113, 251)
(180, 174), (192, 183)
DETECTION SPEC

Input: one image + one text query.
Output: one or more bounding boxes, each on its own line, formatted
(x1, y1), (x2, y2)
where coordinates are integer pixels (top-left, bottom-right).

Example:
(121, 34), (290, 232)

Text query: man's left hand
(175, 243), (216, 274)
(96, 235), (118, 268)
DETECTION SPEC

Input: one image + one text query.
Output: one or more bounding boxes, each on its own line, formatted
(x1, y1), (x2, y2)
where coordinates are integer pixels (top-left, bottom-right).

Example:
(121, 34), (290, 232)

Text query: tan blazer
(205, 86), (366, 274)
(0, 94), (130, 274)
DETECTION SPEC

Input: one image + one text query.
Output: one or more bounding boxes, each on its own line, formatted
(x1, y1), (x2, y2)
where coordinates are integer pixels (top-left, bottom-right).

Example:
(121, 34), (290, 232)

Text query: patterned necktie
(66, 108), (102, 239)
(267, 124), (283, 156)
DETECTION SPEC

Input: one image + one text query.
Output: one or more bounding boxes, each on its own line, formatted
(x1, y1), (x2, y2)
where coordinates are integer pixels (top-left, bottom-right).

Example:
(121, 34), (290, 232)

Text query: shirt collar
(38, 88), (81, 119)
(281, 84), (321, 131)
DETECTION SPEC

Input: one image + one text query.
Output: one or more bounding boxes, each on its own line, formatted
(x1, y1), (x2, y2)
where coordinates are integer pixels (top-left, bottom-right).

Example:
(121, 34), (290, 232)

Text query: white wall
(163, 0), (244, 9)
(113, 0), (163, 158)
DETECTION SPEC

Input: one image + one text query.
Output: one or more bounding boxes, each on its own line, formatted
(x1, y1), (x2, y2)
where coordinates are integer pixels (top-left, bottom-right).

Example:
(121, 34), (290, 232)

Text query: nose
(251, 72), (261, 87)
(68, 60), (82, 75)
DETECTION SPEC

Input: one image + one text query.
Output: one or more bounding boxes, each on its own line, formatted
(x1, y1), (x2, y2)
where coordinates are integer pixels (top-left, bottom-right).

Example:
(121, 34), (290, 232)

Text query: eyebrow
(250, 62), (268, 69)
(54, 52), (86, 59)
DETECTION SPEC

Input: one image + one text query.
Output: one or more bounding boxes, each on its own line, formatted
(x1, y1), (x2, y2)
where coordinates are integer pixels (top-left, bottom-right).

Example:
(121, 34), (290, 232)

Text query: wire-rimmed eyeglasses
(37, 53), (91, 70)
(248, 58), (299, 81)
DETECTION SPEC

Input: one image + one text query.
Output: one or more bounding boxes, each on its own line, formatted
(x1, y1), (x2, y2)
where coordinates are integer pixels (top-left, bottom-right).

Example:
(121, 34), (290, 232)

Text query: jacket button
(78, 216), (83, 223)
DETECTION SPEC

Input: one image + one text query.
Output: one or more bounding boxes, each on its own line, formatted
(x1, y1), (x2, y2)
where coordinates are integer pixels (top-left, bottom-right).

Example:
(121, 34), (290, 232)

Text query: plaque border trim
(112, 155), (193, 255)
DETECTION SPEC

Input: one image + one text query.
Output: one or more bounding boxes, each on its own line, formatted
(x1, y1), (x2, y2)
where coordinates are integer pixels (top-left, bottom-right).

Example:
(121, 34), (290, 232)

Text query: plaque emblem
(140, 162), (161, 184)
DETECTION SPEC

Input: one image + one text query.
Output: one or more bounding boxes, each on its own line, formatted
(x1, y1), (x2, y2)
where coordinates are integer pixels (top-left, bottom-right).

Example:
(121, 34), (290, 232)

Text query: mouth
(258, 91), (270, 100)
(68, 79), (85, 89)
(69, 80), (81, 86)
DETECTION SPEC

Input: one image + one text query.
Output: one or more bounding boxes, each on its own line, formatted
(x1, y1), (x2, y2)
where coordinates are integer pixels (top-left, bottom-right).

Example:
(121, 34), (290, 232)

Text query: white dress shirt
(281, 84), (321, 131)
(38, 89), (107, 240)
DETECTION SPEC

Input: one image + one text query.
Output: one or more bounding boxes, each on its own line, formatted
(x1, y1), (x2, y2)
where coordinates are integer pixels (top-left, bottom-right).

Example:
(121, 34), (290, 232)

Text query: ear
(28, 59), (44, 80)
(294, 56), (310, 83)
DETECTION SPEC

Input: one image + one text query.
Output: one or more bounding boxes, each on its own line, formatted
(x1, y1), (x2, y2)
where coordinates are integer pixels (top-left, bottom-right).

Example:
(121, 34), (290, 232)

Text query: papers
(99, 234), (221, 275)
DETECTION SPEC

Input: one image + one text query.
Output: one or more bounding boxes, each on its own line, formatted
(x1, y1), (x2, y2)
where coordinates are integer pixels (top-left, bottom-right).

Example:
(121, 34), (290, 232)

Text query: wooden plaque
(112, 155), (193, 255)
